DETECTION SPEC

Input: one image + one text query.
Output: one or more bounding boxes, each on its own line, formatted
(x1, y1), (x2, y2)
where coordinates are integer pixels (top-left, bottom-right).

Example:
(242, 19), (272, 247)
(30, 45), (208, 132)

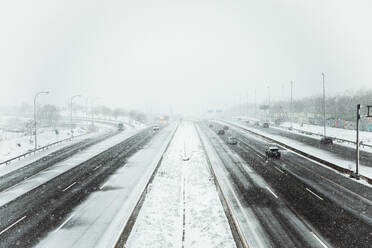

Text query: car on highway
(223, 125), (229, 130)
(217, 129), (225, 135)
(254, 121), (260, 126)
(265, 146), (281, 159)
(209, 124), (213, 128)
(153, 126), (160, 133)
(227, 137), (238, 145)
(320, 136), (333, 145)
(118, 122), (124, 131)
(263, 122), (269, 128)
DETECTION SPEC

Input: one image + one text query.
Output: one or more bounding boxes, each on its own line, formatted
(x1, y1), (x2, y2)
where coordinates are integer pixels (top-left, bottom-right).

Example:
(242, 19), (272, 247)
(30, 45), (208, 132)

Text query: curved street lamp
(34, 91), (50, 151)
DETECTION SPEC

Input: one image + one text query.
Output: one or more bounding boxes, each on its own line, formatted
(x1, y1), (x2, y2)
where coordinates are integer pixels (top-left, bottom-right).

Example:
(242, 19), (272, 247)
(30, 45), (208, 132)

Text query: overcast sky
(1, 0), (371, 116)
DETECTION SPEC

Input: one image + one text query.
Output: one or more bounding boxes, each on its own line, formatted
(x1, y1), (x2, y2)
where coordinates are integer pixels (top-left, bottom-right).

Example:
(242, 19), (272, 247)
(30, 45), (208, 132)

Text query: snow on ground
(0, 120), (117, 164)
(223, 120), (372, 180)
(280, 121), (372, 147)
(0, 127), (84, 162)
(35, 124), (176, 248)
(125, 121), (236, 248)
(0, 127), (147, 207)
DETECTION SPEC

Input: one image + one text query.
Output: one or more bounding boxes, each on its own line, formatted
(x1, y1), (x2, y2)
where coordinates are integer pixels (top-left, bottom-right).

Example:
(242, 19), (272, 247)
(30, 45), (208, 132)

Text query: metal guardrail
(236, 118), (372, 148)
(195, 124), (249, 248)
(261, 122), (372, 149)
(0, 133), (88, 167)
(111, 124), (178, 248)
(225, 120), (372, 185)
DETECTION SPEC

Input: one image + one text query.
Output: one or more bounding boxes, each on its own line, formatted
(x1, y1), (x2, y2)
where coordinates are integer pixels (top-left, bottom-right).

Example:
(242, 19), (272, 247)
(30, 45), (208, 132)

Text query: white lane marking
(62, 182), (76, 192)
(274, 167), (284, 174)
(226, 120), (372, 205)
(306, 188), (324, 201)
(99, 181), (109, 190)
(202, 127), (265, 248)
(0, 216), (27, 235)
(238, 139), (265, 159)
(311, 232), (328, 248)
(54, 213), (75, 233)
(93, 164), (102, 171)
(266, 186), (278, 199)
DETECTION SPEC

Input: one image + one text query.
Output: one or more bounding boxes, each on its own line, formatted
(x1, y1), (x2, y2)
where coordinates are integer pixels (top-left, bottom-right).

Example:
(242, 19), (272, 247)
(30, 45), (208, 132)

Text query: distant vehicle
(227, 137), (238, 145)
(223, 125), (229, 130)
(288, 127), (293, 131)
(265, 146), (281, 159)
(217, 129), (225, 135)
(320, 136), (333, 145)
(254, 121), (260, 126)
(209, 124), (213, 128)
(118, 122), (124, 131)
(153, 126), (160, 132)
(262, 122), (269, 128)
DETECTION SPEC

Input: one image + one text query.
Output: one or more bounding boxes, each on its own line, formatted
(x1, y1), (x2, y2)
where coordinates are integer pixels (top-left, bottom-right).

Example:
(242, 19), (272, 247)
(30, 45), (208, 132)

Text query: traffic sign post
(350, 104), (361, 180)
(350, 104), (372, 180)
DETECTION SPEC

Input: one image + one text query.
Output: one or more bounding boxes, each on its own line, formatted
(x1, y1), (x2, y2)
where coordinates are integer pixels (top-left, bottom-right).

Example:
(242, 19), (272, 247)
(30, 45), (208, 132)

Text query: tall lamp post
(70, 94), (81, 138)
(322, 72), (326, 137)
(267, 86), (270, 122)
(290, 81), (293, 129)
(34, 91), (49, 151)
(91, 97), (100, 127)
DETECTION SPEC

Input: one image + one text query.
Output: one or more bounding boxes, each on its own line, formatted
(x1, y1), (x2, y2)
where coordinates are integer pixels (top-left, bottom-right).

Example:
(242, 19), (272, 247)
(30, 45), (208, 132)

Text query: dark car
(263, 122), (269, 128)
(209, 124), (213, 128)
(227, 137), (238, 145)
(217, 129), (225, 135)
(223, 125), (229, 130)
(254, 121), (260, 126)
(265, 146), (281, 159)
(118, 122), (124, 131)
(320, 136), (333, 145)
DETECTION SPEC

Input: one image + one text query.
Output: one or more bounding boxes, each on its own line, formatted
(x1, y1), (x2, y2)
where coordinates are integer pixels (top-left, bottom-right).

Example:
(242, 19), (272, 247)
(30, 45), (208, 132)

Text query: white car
(152, 126), (160, 132)
(227, 137), (238, 145)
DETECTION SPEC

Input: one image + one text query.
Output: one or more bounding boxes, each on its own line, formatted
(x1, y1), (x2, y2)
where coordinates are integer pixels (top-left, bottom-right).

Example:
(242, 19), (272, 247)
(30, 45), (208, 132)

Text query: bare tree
(37, 104), (61, 126)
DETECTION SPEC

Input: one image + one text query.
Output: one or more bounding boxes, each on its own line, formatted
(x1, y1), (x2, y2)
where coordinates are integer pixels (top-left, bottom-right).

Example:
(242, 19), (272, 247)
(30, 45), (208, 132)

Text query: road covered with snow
(125, 121), (236, 248)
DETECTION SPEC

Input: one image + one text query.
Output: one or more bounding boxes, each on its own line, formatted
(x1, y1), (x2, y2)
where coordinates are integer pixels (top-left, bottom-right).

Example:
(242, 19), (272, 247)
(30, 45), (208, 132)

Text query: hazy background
(1, 0), (371, 116)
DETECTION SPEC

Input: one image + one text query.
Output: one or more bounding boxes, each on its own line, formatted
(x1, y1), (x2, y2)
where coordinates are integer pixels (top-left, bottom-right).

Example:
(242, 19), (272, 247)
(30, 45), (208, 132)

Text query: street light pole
(34, 91), (49, 151)
(91, 97), (100, 127)
(290, 81), (293, 129)
(70, 95), (81, 138)
(322, 72), (326, 137)
(254, 88), (257, 118)
(267, 86), (270, 122)
(246, 91), (249, 118)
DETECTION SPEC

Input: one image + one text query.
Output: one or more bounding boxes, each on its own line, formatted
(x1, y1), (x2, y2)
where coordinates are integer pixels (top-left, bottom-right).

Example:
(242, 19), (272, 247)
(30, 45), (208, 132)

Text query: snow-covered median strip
(125, 122), (236, 248)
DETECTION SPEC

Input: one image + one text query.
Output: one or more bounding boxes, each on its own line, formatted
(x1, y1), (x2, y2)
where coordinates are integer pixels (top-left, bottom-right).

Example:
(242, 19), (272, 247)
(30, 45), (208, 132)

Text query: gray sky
(1, 0), (371, 115)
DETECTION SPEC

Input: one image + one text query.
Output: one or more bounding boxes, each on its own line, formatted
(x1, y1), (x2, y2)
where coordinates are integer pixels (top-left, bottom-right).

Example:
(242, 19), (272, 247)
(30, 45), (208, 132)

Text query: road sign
(367, 105), (372, 117)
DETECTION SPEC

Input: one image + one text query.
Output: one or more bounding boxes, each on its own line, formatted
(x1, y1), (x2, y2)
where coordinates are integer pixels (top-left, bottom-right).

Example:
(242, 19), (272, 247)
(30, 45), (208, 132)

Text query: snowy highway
(0, 120), (371, 248)
(227, 120), (372, 177)
(0, 126), (155, 247)
(200, 121), (372, 248)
